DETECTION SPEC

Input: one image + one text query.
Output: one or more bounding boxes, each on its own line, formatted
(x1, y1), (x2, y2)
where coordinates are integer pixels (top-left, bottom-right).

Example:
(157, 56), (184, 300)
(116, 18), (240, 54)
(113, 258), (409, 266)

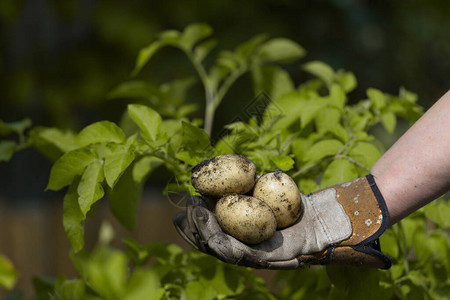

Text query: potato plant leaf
(63, 178), (85, 253)
(252, 65), (295, 100)
(30, 127), (77, 161)
(302, 61), (335, 87)
(423, 199), (450, 228)
(179, 23), (213, 51)
(194, 38), (218, 62)
(256, 38), (306, 64)
(75, 121), (126, 147)
(80, 247), (128, 299)
(367, 88), (386, 111)
(53, 280), (86, 300)
(0, 118), (31, 136)
(0, 254), (18, 290)
(349, 142), (381, 169)
(47, 148), (98, 191)
(263, 91), (304, 130)
(104, 144), (135, 188)
(128, 104), (162, 142)
(381, 111), (396, 134)
(0, 141), (16, 162)
(77, 160), (105, 216)
(321, 158), (357, 187)
(271, 155), (295, 171)
(304, 139), (343, 164)
(108, 163), (143, 230)
(123, 269), (164, 300)
(132, 156), (163, 184)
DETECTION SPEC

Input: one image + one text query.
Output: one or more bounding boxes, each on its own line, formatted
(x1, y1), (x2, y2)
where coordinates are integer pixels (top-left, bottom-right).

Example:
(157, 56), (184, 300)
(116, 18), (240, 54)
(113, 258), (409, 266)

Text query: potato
(253, 171), (302, 229)
(215, 194), (277, 244)
(191, 154), (257, 198)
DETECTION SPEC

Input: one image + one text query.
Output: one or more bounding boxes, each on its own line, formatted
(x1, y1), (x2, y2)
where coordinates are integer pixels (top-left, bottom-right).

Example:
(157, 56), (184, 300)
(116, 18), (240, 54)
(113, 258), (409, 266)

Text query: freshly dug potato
(191, 154), (257, 198)
(253, 171), (302, 229)
(216, 194), (277, 244)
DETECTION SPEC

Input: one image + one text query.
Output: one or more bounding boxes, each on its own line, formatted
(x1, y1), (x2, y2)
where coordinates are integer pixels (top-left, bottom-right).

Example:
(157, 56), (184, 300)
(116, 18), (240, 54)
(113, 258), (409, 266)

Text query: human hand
(173, 175), (392, 269)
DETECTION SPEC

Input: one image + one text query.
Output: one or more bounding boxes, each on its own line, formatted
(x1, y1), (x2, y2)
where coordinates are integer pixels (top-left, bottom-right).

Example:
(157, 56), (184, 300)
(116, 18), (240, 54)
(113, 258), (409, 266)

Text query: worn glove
(173, 174), (392, 269)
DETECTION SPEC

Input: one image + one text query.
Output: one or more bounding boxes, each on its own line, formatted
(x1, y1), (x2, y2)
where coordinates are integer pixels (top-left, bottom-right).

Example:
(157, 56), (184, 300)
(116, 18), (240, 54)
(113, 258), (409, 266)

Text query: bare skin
(371, 90), (450, 225)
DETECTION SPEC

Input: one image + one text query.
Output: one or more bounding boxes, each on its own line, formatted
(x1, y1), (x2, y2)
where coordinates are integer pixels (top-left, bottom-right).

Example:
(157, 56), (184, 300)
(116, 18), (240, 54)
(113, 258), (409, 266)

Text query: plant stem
(184, 50), (217, 136)
(335, 154), (370, 172)
(396, 221), (410, 273)
(203, 91), (216, 137)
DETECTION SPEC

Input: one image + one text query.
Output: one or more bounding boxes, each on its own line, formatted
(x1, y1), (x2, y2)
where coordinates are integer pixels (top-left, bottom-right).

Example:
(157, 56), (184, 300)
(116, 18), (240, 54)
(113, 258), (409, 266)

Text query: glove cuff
(304, 174), (392, 269)
(330, 174), (391, 268)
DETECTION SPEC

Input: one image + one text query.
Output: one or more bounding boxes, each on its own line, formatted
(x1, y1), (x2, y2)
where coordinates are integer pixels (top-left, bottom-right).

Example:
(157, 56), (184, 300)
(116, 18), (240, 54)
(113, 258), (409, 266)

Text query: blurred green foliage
(2, 0), (449, 201)
(1, 0), (449, 130)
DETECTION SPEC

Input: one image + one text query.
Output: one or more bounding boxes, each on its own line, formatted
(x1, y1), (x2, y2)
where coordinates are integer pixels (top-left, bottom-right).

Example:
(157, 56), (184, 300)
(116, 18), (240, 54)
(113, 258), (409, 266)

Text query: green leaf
(379, 229), (400, 259)
(336, 70), (357, 93)
(328, 84), (346, 108)
(132, 156), (163, 183)
(77, 160), (104, 216)
(321, 158), (357, 187)
(63, 178), (85, 253)
(108, 162), (143, 230)
(304, 139), (343, 164)
(299, 98), (328, 129)
(177, 121), (213, 165)
(75, 121), (126, 147)
(257, 38), (305, 64)
(179, 23), (213, 51)
(133, 40), (165, 76)
(199, 264), (245, 298)
(0, 254), (18, 290)
(83, 247), (128, 299)
(30, 127), (77, 161)
(423, 199), (450, 228)
(160, 119), (183, 138)
(271, 155), (295, 171)
(367, 88), (386, 110)
(124, 269), (164, 300)
(381, 111), (396, 134)
(107, 80), (161, 100)
(315, 107), (341, 133)
(0, 118), (31, 136)
(182, 121), (210, 147)
(234, 34), (268, 63)
(0, 141), (16, 162)
(327, 266), (387, 300)
(302, 61), (335, 87)
(349, 142), (381, 169)
(291, 137), (313, 165)
(53, 279), (86, 300)
(194, 38), (218, 62)
(104, 144), (135, 188)
(128, 104), (162, 141)
(252, 65), (294, 100)
(298, 178), (319, 194)
(263, 91), (305, 130)
(47, 148), (98, 191)
(185, 281), (216, 300)
(132, 29), (181, 76)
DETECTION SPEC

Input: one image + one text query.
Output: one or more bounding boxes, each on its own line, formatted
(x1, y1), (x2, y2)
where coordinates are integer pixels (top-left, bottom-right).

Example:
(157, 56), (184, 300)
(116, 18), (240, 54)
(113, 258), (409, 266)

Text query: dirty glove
(173, 174), (392, 269)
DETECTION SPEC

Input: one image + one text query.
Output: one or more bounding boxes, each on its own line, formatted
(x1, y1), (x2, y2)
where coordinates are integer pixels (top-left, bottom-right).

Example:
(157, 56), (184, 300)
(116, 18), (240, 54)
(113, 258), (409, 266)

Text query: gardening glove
(173, 174), (392, 269)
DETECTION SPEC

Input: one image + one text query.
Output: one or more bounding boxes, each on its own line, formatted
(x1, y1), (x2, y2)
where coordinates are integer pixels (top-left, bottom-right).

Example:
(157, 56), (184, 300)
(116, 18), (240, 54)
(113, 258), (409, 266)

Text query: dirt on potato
(215, 194), (277, 244)
(253, 171), (302, 228)
(191, 154), (257, 198)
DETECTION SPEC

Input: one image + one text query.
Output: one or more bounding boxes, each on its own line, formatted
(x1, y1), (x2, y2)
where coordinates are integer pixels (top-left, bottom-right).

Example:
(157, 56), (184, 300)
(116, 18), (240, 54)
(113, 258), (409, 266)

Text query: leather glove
(173, 174), (392, 269)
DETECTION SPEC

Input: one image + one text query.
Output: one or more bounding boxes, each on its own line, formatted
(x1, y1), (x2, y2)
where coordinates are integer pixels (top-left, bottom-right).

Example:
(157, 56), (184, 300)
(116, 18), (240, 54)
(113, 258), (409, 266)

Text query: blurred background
(0, 0), (449, 296)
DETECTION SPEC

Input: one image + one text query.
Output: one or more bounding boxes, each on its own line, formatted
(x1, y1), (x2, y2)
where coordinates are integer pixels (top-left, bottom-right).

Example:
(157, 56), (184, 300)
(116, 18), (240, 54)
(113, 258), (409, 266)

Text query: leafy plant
(1, 23), (449, 299)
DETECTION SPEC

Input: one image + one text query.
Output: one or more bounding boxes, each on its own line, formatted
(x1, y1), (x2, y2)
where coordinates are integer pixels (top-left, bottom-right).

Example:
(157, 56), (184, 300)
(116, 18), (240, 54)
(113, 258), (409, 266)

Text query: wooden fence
(0, 190), (190, 297)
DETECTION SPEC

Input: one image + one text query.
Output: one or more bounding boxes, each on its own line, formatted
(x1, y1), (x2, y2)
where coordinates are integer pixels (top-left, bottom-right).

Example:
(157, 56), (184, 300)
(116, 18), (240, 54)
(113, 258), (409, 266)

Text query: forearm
(371, 90), (450, 225)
